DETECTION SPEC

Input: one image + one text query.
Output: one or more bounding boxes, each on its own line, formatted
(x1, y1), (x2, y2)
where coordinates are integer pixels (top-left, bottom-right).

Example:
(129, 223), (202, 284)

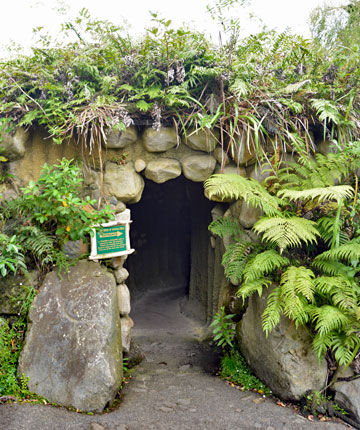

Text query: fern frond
(253, 216), (320, 253)
(312, 258), (357, 277)
(332, 332), (359, 367)
(278, 185), (353, 203)
(204, 174), (281, 216)
(18, 226), (57, 265)
(208, 216), (243, 239)
(317, 217), (348, 247)
(311, 99), (342, 124)
(230, 79), (249, 97)
(312, 332), (334, 362)
(312, 305), (350, 337)
(262, 286), (283, 336)
(314, 276), (357, 311)
(278, 266), (314, 326)
(222, 242), (253, 283)
(236, 277), (272, 302)
(315, 242), (360, 264)
(243, 250), (289, 282)
(281, 79), (311, 94)
(280, 266), (315, 301)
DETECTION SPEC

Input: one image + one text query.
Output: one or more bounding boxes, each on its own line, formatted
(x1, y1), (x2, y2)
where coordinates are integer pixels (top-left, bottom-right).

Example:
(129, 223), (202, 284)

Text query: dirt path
(0, 287), (347, 430)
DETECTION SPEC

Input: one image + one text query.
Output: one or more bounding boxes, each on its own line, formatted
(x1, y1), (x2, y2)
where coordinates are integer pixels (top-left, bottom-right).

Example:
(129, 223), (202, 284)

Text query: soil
(0, 287), (348, 430)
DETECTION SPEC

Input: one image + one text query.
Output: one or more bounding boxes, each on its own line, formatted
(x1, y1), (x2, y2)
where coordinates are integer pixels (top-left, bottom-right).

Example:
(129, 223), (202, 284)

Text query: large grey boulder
(104, 161), (144, 203)
(238, 287), (327, 401)
(1, 127), (29, 161)
(183, 128), (218, 152)
(142, 127), (178, 152)
(105, 126), (138, 148)
(182, 154), (216, 182)
(145, 158), (182, 183)
(18, 261), (123, 413)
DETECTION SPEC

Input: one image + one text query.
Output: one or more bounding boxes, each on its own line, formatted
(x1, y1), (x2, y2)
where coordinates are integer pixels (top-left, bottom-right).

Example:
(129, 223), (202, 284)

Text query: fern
(315, 241), (360, 264)
(204, 174), (281, 216)
(253, 216), (320, 253)
(278, 185), (353, 203)
(222, 242), (254, 283)
(317, 216), (348, 247)
(243, 250), (289, 282)
(312, 305), (350, 337)
(311, 99), (342, 124)
(208, 216), (243, 239)
(262, 286), (283, 336)
(237, 277), (272, 302)
(332, 332), (359, 367)
(314, 276), (357, 311)
(312, 258), (357, 277)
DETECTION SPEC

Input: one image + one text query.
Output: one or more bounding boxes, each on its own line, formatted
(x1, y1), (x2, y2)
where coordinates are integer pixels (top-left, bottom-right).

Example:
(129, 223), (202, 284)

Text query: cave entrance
(126, 176), (215, 325)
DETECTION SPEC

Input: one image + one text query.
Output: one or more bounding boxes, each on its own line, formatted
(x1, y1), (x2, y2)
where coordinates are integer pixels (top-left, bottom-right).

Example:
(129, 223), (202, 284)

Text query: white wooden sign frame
(89, 211), (135, 260)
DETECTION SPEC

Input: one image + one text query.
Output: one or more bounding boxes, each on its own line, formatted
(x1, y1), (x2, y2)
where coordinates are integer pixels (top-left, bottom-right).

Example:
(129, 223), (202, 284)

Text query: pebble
(132, 387), (148, 393)
(254, 424), (262, 429)
(114, 425), (129, 430)
(158, 406), (174, 413)
(90, 424), (105, 430)
(176, 398), (191, 406)
(179, 364), (191, 371)
(253, 398), (265, 404)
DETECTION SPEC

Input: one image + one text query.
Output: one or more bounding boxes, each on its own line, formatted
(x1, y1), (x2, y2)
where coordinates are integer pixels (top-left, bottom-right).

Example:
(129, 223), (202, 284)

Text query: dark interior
(126, 176), (213, 307)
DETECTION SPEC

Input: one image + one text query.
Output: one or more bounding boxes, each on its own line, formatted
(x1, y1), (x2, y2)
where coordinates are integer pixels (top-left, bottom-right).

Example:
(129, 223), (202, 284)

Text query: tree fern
(243, 250), (289, 282)
(204, 174), (281, 216)
(253, 216), (320, 254)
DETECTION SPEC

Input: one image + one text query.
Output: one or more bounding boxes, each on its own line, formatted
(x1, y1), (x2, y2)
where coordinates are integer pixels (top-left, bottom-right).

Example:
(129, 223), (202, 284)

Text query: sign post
(89, 209), (135, 261)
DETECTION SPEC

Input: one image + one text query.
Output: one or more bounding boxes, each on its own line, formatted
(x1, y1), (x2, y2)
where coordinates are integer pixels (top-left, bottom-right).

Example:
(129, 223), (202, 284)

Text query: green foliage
(0, 158), (114, 275)
(0, 5), (360, 159)
(0, 234), (27, 277)
(210, 306), (236, 349)
(0, 284), (37, 399)
(208, 150), (360, 367)
(219, 350), (271, 394)
(205, 174), (281, 216)
(253, 217), (320, 254)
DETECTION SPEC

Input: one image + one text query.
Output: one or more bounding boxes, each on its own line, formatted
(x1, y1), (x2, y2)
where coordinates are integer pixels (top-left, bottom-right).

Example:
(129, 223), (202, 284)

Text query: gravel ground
(0, 287), (349, 430)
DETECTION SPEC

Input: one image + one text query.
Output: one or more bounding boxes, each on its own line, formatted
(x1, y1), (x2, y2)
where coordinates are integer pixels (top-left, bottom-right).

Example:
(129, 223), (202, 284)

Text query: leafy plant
(0, 234), (27, 277)
(210, 306), (236, 349)
(220, 350), (271, 394)
(207, 150), (360, 367)
(0, 283), (37, 399)
(0, 158), (114, 275)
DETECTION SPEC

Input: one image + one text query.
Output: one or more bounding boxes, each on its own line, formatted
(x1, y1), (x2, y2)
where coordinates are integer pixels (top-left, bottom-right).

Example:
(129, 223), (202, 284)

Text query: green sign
(96, 225), (127, 255)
